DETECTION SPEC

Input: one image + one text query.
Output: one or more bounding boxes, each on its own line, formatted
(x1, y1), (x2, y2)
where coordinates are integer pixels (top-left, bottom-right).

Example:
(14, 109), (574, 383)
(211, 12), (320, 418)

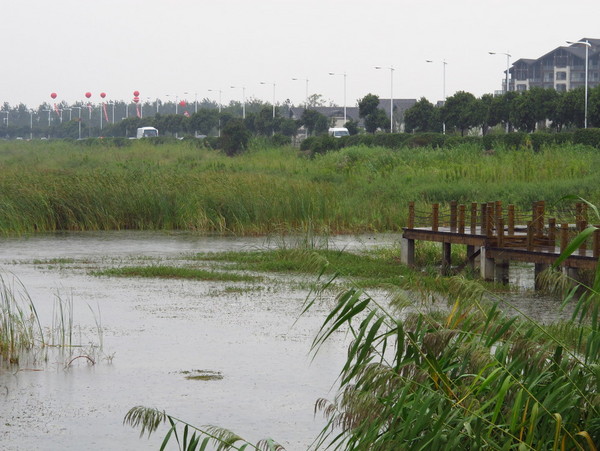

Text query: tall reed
(1, 140), (599, 235)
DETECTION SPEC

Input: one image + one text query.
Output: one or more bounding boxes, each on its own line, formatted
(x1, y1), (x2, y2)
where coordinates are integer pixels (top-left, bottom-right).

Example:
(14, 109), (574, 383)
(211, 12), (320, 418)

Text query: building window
(516, 84), (527, 91)
(556, 84), (567, 92)
(556, 71), (567, 80)
(544, 72), (554, 82)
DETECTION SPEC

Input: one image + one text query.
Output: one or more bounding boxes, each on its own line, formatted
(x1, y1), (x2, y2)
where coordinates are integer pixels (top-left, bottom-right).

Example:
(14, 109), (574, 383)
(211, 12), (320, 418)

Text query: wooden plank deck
(402, 201), (600, 285)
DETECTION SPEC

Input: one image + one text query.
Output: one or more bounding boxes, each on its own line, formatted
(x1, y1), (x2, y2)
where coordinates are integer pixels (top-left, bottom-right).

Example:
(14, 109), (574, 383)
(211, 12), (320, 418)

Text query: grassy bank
(1, 139), (599, 235)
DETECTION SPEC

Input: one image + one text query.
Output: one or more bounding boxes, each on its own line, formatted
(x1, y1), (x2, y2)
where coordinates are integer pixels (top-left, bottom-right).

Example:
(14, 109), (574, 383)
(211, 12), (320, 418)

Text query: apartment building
(507, 38), (600, 92)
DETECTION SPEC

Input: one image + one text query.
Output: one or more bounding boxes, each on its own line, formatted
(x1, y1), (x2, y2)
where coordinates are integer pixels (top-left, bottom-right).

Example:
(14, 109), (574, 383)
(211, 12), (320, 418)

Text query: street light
(184, 91), (198, 113)
(29, 110), (34, 140)
(166, 94), (179, 114)
(292, 77), (309, 110)
(375, 66), (395, 133)
(489, 50), (512, 132)
(230, 86), (246, 119)
(208, 89), (222, 137)
(328, 71), (347, 123)
(489, 51), (512, 94)
(260, 81), (276, 119)
(71, 106), (82, 140)
(426, 59), (448, 134)
(567, 40), (591, 128)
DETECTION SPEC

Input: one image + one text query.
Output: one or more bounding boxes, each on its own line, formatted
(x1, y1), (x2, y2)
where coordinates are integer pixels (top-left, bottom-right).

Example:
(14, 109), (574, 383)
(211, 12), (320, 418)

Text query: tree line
(404, 85), (600, 135)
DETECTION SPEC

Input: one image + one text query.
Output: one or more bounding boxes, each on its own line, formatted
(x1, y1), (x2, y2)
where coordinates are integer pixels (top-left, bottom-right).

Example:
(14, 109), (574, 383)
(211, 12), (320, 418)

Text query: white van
(136, 127), (159, 139)
(328, 127), (350, 138)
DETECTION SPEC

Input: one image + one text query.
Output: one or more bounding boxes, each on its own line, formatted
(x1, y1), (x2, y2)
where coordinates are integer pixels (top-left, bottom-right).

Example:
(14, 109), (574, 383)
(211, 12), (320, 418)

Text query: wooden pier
(401, 200), (600, 287)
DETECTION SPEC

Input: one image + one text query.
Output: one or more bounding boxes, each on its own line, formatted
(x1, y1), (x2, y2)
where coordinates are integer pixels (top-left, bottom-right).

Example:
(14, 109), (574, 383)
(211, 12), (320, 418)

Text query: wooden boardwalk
(401, 201), (599, 287)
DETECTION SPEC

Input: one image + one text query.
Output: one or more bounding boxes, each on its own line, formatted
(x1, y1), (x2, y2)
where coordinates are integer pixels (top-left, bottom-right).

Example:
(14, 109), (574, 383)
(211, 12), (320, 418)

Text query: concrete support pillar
(401, 237), (415, 267)
(442, 242), (452, 275)
(480, 246), (495, 281)
(495, 260), (510, 285)
(534, 263), (549, 290)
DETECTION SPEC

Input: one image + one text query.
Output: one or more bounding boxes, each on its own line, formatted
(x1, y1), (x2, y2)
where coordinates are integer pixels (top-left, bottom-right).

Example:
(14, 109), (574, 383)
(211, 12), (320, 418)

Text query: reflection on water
(0, 232), (573, 450)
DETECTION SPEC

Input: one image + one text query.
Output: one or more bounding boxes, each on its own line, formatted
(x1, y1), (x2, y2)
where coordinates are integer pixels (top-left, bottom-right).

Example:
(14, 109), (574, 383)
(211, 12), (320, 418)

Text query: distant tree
(551, 88), (584, 130)
(189, 109), (219, 136)
(221, 119), (250, 156)
(441, 91), (481, 136)
(279, 118), (299, 137)
(588, 85), (600, 127)
(510, 88), (558, 132)
(301, 109), (329, 136)
(404, 97), (440, 133)
(359, 94), (388, 133)
(488, 91), (519, 132)
(344, 119), (359, 135)
(306, 94), (326, 108)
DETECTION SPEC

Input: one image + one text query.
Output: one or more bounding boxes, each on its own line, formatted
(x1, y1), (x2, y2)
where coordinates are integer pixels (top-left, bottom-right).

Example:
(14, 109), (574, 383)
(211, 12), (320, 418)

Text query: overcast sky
(3, 0), (599, 109)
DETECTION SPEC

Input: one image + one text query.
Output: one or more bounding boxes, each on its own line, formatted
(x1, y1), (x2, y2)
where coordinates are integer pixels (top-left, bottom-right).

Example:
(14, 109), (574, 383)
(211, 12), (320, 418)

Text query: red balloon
(50, 92), (57, 99)
(179, 100), (186, 107)
(100, 92), (106, 98)
(85, 92), (92, 98)
(133, 96), (140, 103)
(133, 90), (140, 97)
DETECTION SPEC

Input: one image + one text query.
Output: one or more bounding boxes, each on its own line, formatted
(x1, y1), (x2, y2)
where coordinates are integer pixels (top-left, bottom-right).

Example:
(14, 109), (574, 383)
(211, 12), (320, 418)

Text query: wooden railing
(407, 200), (600, 257)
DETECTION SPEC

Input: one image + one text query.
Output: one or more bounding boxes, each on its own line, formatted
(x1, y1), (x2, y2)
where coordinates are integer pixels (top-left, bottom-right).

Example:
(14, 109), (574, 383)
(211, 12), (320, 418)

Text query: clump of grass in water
(0, 274), (43, 364)
(93, 265), (260, 282)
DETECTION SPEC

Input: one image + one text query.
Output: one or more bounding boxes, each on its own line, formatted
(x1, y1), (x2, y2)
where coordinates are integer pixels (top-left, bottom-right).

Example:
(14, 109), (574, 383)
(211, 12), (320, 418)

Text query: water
(0, 231), (404, 451)
(0, 232), (572, 450)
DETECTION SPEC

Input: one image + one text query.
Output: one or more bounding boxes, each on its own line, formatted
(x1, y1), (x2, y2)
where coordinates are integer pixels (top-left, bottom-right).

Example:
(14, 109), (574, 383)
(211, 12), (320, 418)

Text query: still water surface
(0, 232), (567, 450)
(0, 232), (404, 451)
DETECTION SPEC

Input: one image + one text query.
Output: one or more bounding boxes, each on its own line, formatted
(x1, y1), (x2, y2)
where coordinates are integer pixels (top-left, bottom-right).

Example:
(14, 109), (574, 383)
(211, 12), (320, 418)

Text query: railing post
(497, 217), (504, 248)
(432, 203), (439, 232)
(560, 223), (569, 254)
(480, 203), (487, 235)
(527, 221), (534, 251)
(450, 200), (458, 232)
(470, 202), (478, 234)
(547, 218), (556, 248)
(507, 204), (515, 236)
(408, 201), (415, 229)
(536, 200), (545, 238)
(458, 204), (465, 234)
(486, 202), (495, 238)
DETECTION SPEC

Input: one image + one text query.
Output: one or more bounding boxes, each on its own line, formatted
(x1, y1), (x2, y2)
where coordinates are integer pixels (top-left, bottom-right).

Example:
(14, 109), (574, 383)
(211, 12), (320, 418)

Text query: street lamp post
(375, 66), (395, 133)
(208, 89), (222, 137)
(29, 110), (34, 140)
(567, 40), (591, 128)
(489, 51), (511, 94)
(292, 77), (309, 110)
(260, 81), (276, 119)
(230, 86), (246, 119)
(328, 71), (347, 123)
(71, 106), (82, 139)
(426, 59), (447, 134)
(489, 50), (512, 132)
(185, 92), (198, 113)
(166, 94), (179, 114)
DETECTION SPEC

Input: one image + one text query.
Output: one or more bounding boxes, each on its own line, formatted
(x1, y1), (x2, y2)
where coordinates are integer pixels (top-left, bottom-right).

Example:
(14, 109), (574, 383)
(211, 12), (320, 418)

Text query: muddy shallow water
(0, 232), (407, 451)
(0, 232), (569, 450)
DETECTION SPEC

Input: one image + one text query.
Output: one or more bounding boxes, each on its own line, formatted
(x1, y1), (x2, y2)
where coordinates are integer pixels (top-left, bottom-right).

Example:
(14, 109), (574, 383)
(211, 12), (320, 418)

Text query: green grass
(0, 139), (599, 235)
(92, 265), (260, 282)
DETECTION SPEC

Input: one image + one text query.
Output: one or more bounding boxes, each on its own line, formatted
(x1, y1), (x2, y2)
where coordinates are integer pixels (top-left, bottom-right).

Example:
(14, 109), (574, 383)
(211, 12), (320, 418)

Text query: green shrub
(573, 128), (600, 148)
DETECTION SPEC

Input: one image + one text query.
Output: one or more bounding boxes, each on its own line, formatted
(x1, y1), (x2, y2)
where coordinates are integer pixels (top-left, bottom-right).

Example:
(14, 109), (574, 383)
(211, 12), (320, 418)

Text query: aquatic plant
(124, 406), (284, 451)
(0, 275), (43, 363)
